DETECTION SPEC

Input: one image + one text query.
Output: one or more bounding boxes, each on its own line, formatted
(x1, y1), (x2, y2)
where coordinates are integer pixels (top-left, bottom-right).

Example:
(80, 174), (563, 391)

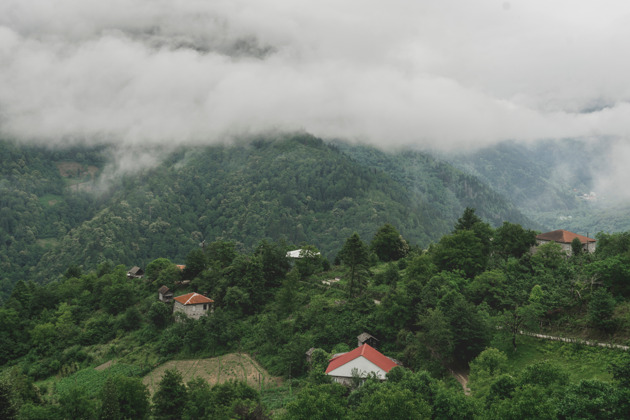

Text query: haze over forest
(2, 1), (630, 199)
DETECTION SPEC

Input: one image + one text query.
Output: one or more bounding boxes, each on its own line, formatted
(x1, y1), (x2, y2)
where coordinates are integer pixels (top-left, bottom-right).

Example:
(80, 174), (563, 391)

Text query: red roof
(325, 344), (399, 374)
(173, 292), (214, 305)
(536, 229), (596, 244)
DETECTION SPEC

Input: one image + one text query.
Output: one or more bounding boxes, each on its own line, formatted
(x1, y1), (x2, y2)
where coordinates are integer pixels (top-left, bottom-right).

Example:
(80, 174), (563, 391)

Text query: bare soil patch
(142, 353), (282, 394)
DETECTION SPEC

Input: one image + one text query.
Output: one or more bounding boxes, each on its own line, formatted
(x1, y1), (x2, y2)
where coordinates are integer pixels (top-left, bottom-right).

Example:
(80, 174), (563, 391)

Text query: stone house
(173, 292), (214, 320)
(535, 230), (596, 255)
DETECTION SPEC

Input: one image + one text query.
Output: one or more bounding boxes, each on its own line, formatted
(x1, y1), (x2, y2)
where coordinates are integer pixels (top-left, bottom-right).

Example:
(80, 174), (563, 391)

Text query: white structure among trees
(325, 344), (400, 386)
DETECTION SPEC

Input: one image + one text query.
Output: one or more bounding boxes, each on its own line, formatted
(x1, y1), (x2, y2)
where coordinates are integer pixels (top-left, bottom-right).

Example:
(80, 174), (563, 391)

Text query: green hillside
(1, 134), (536, 292)
(447, 139), (630, 234)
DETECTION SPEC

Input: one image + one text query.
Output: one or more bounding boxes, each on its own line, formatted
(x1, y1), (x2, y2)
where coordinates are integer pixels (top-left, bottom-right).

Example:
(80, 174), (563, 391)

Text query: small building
(286, 249), (321, 258)
(325, 344), (400, 386)
(127, 266), (144, 279)
(535, 230), (596, 255)
(305, 347), (316, 364)
(158, 285), (173, 303)
(173, 292), (214, 320)
(357, 332), (378, 348)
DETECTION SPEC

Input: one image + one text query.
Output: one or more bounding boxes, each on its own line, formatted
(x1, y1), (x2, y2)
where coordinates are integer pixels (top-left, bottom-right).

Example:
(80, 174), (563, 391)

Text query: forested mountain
(0, 134), (535, 295)
(447, 138), (630, 234)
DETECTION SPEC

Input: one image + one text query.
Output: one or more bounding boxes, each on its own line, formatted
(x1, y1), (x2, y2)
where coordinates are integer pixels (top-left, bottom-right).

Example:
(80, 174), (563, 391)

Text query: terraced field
(143, 353), (282, 394)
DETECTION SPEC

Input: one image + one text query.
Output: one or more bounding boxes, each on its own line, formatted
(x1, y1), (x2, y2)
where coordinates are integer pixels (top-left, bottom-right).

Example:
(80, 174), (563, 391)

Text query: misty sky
(1, 0), (630, 153)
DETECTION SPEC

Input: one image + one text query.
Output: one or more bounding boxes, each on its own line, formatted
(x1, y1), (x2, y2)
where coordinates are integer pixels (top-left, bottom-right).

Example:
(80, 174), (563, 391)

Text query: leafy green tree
(183, 248), (206, 280)
(282, 384), (347, 420)
(338, 233), (370, 297)
(148, 301), (171, 329)
(114, 376), (150, 420)
(99, 377), (120, 420)
(454, 207), (483, 231)
(466, 270), (508, 310)
(492, 222), (537, 259)
(145, 258), (173, 282)
(437, 290), (491, 366)
(351, 382), (431, 420)
(205, 241), (237, 269)
(489, 384), (557, 420)
(59, 385), (97, 420)
(294, 246), (323, 279)
(558, 380), (620, 420)
(431, 230), (487, 278)
(256, 240), (291, 289)
(433, 383), (478, 420)
(571, 237), (584, 257)
(152, 369), (187, 420)
(275, 268), (300, 316)
(182, 377), (214, 420)
(588, 288), (617, 333)
(370, 223), (409, 262)
(0, 380), (17, 420)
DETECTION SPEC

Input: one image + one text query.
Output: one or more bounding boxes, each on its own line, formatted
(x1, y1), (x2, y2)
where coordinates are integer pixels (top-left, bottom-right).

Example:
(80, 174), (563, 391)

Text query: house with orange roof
(325, 343), (401, 386)
(535, 229), (596, 255)
(173, 292), (214, 320)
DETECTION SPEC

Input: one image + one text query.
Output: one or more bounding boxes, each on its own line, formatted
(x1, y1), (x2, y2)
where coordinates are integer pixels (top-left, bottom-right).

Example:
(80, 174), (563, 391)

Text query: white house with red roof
(173, 292), (214, 320)
(325, 344), (400, 386)
(535, 229), (596, 254)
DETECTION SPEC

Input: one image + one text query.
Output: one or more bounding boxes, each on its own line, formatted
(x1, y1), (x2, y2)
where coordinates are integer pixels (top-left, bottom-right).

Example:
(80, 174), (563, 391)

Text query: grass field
(493, 334), (629, 382)
(142, 353), (283, 395)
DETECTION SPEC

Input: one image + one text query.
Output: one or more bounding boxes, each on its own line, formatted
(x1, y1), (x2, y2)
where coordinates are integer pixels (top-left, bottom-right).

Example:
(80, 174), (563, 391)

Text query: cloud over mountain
(1, 0), (630, 152)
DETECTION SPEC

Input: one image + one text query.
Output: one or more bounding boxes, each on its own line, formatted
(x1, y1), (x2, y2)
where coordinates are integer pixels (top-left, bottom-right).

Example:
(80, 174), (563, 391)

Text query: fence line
(519, 330), (629, 351)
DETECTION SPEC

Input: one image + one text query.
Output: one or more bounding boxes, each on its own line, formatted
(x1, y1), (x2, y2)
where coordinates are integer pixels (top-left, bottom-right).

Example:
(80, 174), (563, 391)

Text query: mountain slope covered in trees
(1, 134), (536, 292)
(447, 138), (630, 234)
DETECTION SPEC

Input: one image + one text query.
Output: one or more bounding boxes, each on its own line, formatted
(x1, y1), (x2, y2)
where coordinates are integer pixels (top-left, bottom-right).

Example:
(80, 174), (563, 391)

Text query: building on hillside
(286, 249), (321, 258)
(357, 332), (378, 348)
(535, 229), (596, 255)
(325, 344), (400, 386)
(305, 347), (316, 364)
(158, 285), (173, 303)
(173, 292), (214, 320)
(127, 266), (144, 279)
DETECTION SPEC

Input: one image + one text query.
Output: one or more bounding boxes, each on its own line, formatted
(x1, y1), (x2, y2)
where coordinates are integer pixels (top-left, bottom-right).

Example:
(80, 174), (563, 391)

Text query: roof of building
(325, 344), (398, 374)
(173, 292), (214, 305)
(357, 332), (377, 342)
(536, 229), (596, 244)
(286, 249), (321, 258)
(176, 264), (186, 271)
(158, 285), (171, 294)
(128, 266), (143, 275)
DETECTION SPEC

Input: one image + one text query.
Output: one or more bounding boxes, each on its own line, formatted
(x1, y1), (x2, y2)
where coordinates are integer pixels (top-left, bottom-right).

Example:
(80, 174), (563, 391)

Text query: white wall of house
(327, 356), (388, 382)
(173, 302), (210, 320)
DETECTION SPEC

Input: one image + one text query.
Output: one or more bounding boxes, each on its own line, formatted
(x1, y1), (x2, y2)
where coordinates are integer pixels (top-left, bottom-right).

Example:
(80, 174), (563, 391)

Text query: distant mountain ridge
(0, 134), (535, 291)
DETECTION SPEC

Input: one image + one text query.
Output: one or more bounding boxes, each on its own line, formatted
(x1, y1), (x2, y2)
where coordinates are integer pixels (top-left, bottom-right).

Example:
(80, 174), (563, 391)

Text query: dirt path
(450, 368), (471, 396)
(519, 331), (630, 351)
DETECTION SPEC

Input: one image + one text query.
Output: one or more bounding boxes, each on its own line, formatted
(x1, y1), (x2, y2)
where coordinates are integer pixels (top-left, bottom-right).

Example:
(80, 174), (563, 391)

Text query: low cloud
(1, 0), (630, 156)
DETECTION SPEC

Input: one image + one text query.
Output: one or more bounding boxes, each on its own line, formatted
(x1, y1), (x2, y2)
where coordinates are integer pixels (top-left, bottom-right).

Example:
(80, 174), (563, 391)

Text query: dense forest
(1, 210), (630, 419)
(447, 138), (630, 234)
(0, 134), (536, 303)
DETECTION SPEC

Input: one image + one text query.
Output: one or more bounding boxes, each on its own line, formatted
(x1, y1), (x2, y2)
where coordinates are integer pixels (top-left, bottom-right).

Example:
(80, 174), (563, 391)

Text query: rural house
(127, 266), (144, 279)
(158, 285), (173, 303)
(173, 292), (214, 320)
(535, 229), (596, 254)
(325, 343), (400, 386)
